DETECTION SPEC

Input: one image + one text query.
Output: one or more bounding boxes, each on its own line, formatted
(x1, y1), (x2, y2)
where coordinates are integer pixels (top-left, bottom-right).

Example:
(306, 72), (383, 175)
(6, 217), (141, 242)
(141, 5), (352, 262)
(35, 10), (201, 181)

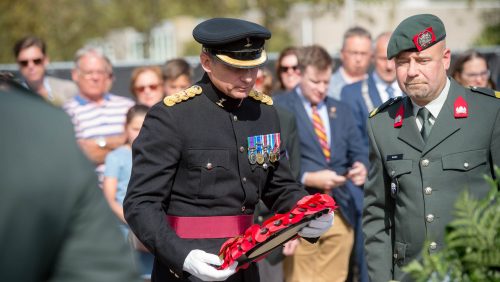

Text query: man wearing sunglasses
(13, 36), (78, 107)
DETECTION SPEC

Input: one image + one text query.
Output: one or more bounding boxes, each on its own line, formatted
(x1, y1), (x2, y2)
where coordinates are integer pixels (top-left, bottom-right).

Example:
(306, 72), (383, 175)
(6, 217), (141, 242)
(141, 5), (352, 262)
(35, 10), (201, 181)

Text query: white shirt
(411, 78), (451, 131)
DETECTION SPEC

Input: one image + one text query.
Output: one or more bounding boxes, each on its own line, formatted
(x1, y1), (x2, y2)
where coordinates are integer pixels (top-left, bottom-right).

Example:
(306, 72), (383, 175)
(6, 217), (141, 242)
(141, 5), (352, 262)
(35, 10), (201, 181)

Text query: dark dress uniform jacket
(363, 79), (500, 282)
(124, 74), (308, 282)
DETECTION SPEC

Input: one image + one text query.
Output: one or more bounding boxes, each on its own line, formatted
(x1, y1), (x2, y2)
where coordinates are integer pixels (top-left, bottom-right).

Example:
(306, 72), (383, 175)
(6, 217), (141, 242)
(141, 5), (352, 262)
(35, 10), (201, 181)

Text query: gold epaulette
(163, 85), (203, 107)
(470, 86), (500, 99)
(248, 89), (273, 105)
(369, 96), (403, 118)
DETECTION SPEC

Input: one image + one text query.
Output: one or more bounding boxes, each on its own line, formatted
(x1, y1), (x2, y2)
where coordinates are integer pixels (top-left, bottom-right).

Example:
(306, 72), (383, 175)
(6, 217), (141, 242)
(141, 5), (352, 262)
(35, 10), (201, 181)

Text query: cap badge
(454, 96), (468, 118)
(394, 104), (404, 128)
(244, 37), (252, 48)
(413, 27), (436, 51)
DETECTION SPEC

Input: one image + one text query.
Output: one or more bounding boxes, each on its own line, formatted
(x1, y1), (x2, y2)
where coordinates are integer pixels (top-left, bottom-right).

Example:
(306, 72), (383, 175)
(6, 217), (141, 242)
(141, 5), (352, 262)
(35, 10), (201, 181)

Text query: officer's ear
(200, 51), (213, 74)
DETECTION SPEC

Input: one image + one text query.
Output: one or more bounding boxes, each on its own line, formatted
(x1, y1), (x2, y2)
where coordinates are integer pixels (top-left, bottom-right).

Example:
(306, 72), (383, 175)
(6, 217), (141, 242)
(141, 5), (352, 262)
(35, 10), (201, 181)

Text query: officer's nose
(407, 60), (418, 77)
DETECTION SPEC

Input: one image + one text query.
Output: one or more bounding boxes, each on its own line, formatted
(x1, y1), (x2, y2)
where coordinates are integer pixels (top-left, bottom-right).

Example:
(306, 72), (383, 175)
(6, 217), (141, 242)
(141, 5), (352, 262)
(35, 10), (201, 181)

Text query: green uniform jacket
(0, 80), (139, 282)
(363, 79), (500, 282)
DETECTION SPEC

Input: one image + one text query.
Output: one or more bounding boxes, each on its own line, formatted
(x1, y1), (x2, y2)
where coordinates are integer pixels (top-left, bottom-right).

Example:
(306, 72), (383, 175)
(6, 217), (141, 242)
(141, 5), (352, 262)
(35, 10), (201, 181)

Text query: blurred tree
(0, 0), (110, 63)
(475, 10), (500, 46)
(0, 0), (350, 63)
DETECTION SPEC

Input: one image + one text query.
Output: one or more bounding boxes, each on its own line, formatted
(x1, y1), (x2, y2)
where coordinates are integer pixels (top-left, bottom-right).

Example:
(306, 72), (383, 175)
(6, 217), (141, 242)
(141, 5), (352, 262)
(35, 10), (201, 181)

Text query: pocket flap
(385, 159), (413, 178)
(442, 149), (486, 171)
(187, 149), (229, 169)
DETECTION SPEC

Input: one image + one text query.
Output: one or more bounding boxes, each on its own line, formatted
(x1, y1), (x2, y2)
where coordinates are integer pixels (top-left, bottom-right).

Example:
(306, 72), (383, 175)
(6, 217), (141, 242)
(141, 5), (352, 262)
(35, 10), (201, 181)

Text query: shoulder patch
(469, 86), (499, 98)
(248, 89), (273, 105)
(369, 96), (403, 118)
(163, 85), (203, 107)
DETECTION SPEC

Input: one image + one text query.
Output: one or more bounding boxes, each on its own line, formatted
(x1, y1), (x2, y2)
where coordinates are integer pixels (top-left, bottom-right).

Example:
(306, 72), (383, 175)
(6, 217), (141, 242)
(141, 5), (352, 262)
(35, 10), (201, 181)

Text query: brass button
(206, 162), (213, 170)
(429, 242), (437, 250)
(239, 146), (245, 153)
(463, 162), (469, 169)
(421, 159), (430, 167)
(233, 115), (238, 121)
(263, 163), (268, 170)
(242, 177), (247, 183)
(426, 214), (434, 222)
(241, 206), (246, 212)
(424, 187), (432, 195)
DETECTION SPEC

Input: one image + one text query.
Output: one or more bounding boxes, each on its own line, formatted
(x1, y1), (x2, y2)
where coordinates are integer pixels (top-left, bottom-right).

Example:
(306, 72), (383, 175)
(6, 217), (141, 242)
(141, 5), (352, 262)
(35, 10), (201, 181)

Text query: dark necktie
(386, 85), (395, 99)
(417, 107), (433, 142)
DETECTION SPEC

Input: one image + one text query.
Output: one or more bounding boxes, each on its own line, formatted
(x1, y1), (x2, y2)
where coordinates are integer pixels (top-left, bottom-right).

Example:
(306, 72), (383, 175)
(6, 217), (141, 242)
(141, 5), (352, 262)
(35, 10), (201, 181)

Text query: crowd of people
(3, 12), (498, 282)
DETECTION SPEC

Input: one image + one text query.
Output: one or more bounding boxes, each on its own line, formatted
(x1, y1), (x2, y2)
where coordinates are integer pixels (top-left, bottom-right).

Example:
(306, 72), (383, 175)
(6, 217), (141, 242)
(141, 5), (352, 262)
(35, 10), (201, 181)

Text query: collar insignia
(454, 96), (468, 118)
(394, 103), (404, 128)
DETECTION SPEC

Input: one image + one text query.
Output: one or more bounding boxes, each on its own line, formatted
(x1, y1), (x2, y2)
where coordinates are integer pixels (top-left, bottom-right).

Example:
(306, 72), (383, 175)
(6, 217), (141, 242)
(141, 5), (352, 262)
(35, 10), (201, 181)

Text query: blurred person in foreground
(274, 47), (301, 95)
(0, 73), (139, 282)
(64, 47), (134, 184)
(328, 27), (372, 100)
(363, 14), (500, 282)
(451, 49), (497, 89)
(162, 58), (193, 96)
(124, 18), (332, 282)
(13, 36), (78, 107)
(130, 66), (165, 107)
(275, 45), (368, 282)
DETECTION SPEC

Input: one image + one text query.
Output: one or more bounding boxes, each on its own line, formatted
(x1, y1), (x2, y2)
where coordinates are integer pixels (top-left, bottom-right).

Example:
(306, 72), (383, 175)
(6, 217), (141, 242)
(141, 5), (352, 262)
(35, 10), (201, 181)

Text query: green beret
(387, 14), (446, 59)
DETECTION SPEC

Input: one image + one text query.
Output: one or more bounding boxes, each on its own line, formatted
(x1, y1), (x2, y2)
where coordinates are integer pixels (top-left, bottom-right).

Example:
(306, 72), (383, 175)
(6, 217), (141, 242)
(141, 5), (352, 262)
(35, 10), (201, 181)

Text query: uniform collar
(411, 78), (450, 119)
(200, 73), (243, 111)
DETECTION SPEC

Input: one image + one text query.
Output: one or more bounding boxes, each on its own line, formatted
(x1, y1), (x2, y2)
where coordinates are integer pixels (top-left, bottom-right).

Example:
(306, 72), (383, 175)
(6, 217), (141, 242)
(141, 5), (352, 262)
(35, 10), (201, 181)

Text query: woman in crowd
(451, 49), (496, 89)
(130, 66), (165, 107)
(275, 47), (301, 94)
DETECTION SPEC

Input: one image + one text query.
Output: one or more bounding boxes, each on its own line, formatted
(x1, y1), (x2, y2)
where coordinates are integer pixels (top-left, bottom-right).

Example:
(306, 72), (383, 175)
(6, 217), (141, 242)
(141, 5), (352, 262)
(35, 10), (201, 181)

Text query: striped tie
(311, 105), (331, 162)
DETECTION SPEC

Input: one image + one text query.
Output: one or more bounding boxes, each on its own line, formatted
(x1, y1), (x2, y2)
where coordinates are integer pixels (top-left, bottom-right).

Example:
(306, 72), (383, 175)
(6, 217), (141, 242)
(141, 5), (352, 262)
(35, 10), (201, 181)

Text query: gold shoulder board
(248, 89), (273, 105)
(163, 85), (202, 107)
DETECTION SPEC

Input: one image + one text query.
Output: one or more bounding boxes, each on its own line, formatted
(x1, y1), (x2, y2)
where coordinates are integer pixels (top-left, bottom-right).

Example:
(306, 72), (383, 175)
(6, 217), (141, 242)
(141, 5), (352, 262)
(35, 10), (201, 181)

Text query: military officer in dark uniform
(124, 18), (333, 282)
(362, 14), (500, 282)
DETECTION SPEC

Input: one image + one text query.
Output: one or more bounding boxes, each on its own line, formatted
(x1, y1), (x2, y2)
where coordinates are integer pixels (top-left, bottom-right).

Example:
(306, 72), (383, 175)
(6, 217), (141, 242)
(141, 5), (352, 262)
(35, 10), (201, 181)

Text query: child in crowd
(102, 104), (153, 280)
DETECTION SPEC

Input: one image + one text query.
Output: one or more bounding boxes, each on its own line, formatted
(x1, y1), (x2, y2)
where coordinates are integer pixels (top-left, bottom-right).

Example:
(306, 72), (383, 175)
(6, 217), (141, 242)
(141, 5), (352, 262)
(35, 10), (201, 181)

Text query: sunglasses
(279, 65), (298, 73)
(135, 83), (160, 93)
(17, 58), (44, 67)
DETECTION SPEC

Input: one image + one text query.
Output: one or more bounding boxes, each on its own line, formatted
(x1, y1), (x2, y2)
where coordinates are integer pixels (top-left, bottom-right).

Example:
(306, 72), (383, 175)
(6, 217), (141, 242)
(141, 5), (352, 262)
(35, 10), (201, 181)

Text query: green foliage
(475, 9), (500, 46)
(404, 167), (500, 282)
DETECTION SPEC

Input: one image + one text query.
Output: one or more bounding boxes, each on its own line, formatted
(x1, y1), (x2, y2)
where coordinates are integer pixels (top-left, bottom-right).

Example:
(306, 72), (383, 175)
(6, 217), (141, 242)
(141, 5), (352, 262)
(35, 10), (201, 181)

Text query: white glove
(298, 212), (334, 238)
(182, 249), (238, 281)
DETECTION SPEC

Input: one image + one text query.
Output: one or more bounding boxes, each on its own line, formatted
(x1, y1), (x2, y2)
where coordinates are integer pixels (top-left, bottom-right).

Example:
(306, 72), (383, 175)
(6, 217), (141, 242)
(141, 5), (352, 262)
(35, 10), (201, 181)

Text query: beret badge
(413, 27), (436, 51)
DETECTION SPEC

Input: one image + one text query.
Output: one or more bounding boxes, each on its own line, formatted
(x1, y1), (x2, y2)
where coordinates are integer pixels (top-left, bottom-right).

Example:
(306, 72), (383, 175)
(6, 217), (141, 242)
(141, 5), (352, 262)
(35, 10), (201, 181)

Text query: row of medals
(248, 146), (280, 165)
(163, 85), (203, 106)
(249, 89), (273, 105)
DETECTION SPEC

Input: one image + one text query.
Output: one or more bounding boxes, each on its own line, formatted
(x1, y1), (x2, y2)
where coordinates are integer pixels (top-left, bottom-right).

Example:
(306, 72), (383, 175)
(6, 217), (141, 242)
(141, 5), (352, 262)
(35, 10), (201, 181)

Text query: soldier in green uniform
(0, 74), (139, 281)
(362, 14), (500, 282)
